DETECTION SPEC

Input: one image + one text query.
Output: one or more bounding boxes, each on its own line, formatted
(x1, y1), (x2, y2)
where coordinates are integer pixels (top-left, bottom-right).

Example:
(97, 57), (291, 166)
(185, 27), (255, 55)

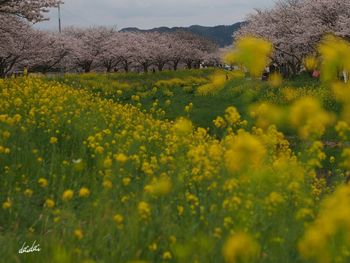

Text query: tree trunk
(143, 63), (149, 73)
(173, 61), (179, 71)
(157, 63), (164, 72)
(0, 67), (5, 78)
(124, 61), (129, 72)
(186, 61), (192, 69)
(83, 61), (93, 73)
(105, 61), (112, 73)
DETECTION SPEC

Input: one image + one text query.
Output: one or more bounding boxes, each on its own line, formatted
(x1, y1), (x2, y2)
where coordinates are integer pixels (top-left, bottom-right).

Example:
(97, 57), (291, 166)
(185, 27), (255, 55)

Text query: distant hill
(120, 22), (245, 47)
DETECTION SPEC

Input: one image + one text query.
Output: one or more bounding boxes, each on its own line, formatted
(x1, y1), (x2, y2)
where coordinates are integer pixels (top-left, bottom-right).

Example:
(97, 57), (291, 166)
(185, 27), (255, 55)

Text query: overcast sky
(36, 0), (275, 31)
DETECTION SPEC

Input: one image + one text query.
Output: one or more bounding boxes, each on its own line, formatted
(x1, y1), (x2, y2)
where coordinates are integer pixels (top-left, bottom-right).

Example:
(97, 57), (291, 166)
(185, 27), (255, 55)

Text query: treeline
(0, 15), (220, 77)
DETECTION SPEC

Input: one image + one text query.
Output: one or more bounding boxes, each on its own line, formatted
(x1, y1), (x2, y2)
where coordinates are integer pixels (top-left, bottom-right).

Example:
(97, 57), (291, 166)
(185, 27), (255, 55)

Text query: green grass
(51, 69), (339, 139)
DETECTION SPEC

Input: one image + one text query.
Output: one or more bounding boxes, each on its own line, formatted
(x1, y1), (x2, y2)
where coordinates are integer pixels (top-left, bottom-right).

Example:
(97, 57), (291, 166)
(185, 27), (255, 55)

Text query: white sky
(36, 0), (275, 31)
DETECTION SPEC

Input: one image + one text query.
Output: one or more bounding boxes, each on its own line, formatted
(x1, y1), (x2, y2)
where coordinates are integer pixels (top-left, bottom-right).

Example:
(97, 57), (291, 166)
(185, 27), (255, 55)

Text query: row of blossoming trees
(236, 0), (350, 77)
(0, 1), (218, 77)
(2, 0), (350, 78)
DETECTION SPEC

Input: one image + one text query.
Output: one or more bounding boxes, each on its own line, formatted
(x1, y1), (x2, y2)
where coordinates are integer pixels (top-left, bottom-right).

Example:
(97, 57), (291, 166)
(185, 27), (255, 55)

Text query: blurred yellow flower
(162, 251), (172, 260)
(289, 97), (334, 139)
(103, 180), (113, 189)
(225, 132), (266, 172)
(14, 98), (22, 107)
(38, 178), (48, 188)
(24, 189), (33, 198)
(74, 229), (84, 240)
(44, 199), (55, 209)
(113, 214), (124, 225)
(114, 153), (128, 163)
(79, 187), (90, 198)
(122, 177), (131, 186)
(95, 146), (104, 154)
(62, 190), (74, 201)
(173, 118), (193, 134)
(223, 232), (260, 263)
(50, 137), (58, 144)
(148, 242), (157, 251)
(144, 178), (172, 196)
(2, 200), (12, 210)
(225, 36), (273, 78)
(138, 201), (151, 220)
(304, 56), (318, 71)
(268, 72), (283, 87)
(103, 157), (113, 169)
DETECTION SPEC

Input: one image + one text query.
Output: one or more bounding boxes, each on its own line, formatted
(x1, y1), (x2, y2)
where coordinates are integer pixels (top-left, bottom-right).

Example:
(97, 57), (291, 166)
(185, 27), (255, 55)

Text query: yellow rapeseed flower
(162, 251), (172, 260)
(50, 137), (58, 144)
(144, 178), (172, 196)
(113, 214), (124, 225)
(103, 180), (113, 189)
(268, 72), (283, 87)
(24, 189), (33, 198)
(13, 98), (23, 107)
(149, 242), (157, 251)
(225, 107), (241, 126)
(79, 187), (90, 198)
(224, 132), (266, 172)
(2, 200), (12, 210)
(225, 36), (273, 78)
(289, 97), (334, 139)
(173, 118), (193, 135)
(114, 153), (128, 163)
(223, 232), (260, 263)
(122, 177), (131, 186)
(44, 199), (55, 208)
(74, 229), (84, 240)
(138, 201), (151, 220)
(38, 178), (48, 188)
(95, 146), (104, 154)
(103, 157), (113, 168)
(62, 190), (74, 201)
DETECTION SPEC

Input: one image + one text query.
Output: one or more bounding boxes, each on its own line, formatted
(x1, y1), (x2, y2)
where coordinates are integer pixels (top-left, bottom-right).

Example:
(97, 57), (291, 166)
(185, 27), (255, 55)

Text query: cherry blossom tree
(98, 32), (122, 72)
(64, 26), (117, 73)
(0, 0), (61, 23)
(131, 32), (157, 73)
(236, 0), (350, 76)
(174, 31), (216, 69)
(117, 32), (139, 72)
(150, 32), (172, 71)
(30, 33), (75, 73)
(0, 15), (43, 77)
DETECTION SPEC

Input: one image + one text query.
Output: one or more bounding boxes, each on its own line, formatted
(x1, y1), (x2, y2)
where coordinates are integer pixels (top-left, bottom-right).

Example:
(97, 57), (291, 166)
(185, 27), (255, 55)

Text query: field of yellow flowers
(2, 35), (350, 263)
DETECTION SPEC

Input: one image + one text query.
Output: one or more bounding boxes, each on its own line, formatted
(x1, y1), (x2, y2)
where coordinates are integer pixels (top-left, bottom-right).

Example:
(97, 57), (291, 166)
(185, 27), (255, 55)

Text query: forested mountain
(121, 22), (245, 47)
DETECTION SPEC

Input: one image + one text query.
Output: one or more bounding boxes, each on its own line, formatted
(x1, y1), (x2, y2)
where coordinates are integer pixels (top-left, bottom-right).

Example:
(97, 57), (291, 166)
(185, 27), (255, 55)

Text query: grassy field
(53, 69), (338, 135)
(2, 36), (350, 263)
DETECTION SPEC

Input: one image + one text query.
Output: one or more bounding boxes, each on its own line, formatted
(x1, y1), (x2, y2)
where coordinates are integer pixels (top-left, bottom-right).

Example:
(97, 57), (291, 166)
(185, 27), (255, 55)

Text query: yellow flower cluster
(224, 36), (273, 78)
(223, 232), (260, 263)
(299, 184), (350, 263)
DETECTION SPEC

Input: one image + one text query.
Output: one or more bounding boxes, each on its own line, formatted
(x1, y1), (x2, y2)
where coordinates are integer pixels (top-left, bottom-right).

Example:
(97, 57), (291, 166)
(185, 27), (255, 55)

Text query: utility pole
(58, 3), (63, 76)
(58, 3), (62, 33)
